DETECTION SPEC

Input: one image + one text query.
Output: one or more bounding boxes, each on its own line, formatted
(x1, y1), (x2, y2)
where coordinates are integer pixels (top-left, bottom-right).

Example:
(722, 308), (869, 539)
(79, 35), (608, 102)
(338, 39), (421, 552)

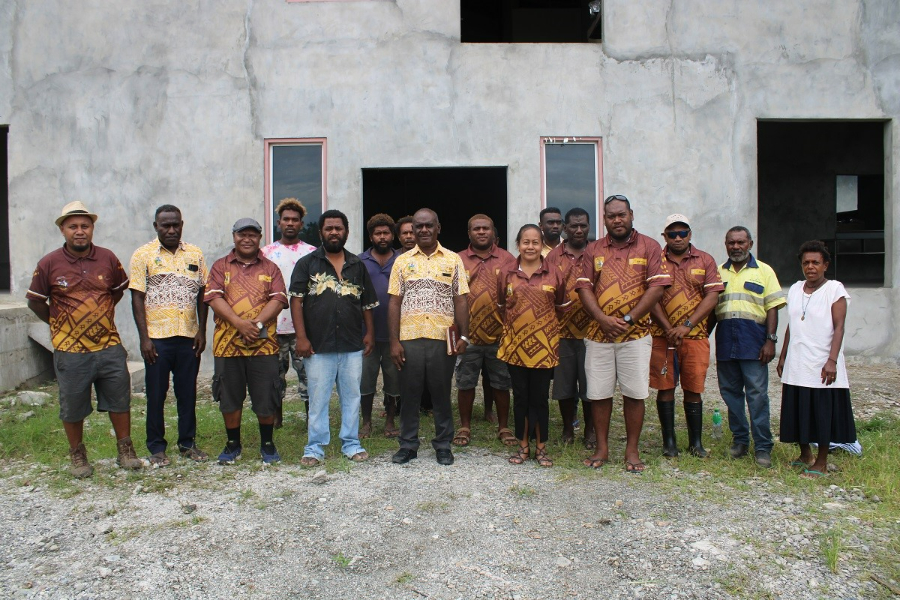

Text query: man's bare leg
(623, 396), (645, 471)
(558, 398), (576, 444)
(63, 420), (85, 449)
(483, 378), (497, 424)
(583, 398), (612, 466)
(108, 411), (132, 440)
(454, 388), (475, 446)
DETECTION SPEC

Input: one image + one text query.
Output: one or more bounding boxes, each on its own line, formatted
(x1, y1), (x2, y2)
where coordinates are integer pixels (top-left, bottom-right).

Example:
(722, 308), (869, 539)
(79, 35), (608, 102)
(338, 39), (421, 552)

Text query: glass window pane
(545, 143), (597, 239)
(272, 144), (323, 246)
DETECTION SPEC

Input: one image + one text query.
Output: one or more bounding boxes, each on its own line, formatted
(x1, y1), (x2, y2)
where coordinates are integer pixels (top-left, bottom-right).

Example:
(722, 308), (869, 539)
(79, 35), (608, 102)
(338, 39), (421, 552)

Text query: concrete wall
(1, 0), (898, 360)
(0, 302), (53, 391)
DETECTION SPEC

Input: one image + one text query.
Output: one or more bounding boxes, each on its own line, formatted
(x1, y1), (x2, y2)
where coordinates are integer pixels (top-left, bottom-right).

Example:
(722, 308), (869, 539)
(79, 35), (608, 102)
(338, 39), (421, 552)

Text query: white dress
(781, 280), (850, 389)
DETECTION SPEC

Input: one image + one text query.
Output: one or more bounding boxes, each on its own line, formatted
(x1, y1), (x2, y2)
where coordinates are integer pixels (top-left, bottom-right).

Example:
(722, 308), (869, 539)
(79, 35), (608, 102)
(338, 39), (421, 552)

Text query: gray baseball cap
(232, 218), (262, 233)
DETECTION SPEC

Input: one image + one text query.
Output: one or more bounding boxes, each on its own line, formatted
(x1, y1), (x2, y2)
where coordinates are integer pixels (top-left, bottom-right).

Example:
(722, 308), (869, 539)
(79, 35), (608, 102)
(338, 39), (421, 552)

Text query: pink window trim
(539, 137), (604, 240)
(263, 138), (328, 244)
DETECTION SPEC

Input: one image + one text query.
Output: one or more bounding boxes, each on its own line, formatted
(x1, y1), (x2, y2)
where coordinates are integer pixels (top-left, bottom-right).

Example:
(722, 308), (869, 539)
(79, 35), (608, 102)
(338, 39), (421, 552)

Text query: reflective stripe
(719, 292), (765, 305)
(646, 273), (670, 281)
(26, 289), (48, 300)
(716, 311), (766, 324)
(764, 290), (785, 303)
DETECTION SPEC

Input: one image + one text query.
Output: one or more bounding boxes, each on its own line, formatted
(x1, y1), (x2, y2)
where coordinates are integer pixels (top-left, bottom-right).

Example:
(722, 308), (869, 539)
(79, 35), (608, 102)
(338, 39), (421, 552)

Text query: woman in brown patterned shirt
(497, 225), (570, 467)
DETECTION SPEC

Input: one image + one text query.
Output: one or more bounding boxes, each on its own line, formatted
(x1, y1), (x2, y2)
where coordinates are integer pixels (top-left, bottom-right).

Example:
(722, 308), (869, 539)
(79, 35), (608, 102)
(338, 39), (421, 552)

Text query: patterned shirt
(289, 248), (379, 353)
(575, 229), (671, 343)
(459, 244), (516, 345)
(545, 242), (592, 340)
(261, 240), (317, 335)
(387, 243), (469, 342)
(649, 245), (724, 340)
(129, 239), (208, 339)
(496, 259), (569, 369)
(715, 254), (786, 361)
(204, 250), (288, 357)
(359, 248), (399, 343)
(26, 245), (129, 353)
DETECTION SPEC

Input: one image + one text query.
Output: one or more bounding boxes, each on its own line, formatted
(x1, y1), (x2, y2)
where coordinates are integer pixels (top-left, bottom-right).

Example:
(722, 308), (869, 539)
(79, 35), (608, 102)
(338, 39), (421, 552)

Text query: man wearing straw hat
(26, 201), (145, 478)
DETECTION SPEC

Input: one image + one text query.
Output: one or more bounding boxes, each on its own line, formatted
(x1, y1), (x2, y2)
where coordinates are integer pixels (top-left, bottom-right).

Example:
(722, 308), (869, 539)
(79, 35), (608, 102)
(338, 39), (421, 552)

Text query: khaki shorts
(649, 336), (711, 393)
(584, 336), (652, 400)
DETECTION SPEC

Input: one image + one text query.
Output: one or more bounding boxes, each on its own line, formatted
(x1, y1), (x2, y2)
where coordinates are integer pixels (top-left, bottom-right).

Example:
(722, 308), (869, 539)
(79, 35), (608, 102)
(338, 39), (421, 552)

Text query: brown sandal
(497, 427), (517, 446)
(536, 446), (553, 468)
(508, 445), (529, 465)
(452, 427), (471, 447)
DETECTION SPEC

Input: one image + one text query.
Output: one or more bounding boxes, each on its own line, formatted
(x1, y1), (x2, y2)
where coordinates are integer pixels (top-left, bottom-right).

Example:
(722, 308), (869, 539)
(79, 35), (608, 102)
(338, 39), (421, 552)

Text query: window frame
(263, 138), (328, 245)
(540, 136), (604, 240)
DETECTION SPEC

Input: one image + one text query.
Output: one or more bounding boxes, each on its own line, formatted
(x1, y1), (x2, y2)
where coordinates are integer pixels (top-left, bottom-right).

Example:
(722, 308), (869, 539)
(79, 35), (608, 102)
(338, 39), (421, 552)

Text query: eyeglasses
(666, 230), (691, 239)
(604, 194), (629, 205)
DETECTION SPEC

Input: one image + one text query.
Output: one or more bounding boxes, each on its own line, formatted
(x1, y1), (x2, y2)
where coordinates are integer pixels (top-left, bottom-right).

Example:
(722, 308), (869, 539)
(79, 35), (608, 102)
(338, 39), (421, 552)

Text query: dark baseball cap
(232, 218), (262, 233)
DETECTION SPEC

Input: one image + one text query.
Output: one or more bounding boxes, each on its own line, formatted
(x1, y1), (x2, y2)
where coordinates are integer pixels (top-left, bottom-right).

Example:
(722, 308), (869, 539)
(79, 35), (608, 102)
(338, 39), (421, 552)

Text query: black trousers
(145, 336), (201, 454)
(508, 364), (553, 444)
(398, 339), (455, 451)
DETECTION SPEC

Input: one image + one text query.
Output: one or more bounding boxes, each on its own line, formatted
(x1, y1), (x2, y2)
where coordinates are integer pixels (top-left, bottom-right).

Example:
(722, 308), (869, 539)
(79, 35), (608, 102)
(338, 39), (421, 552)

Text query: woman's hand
(776, 358), (785, 378)
(821, 358), (837, 386)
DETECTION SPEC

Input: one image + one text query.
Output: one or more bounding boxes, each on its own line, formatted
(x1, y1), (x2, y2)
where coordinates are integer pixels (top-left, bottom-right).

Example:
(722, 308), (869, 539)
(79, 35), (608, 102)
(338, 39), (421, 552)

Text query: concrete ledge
(1, 305), (54, 392)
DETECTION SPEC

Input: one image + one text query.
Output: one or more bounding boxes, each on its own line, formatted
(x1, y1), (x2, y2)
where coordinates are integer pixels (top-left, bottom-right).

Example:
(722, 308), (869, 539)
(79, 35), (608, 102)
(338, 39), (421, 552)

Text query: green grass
(820, 528), (842, 573)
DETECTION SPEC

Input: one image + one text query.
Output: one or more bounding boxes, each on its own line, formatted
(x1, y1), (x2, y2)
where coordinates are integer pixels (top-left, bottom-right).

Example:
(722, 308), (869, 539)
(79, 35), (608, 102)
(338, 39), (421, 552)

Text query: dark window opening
(362, 167), (508, 254)
(0, 125), (9, 291)
(461, 0), (602, 44)
(757, 121), (887, 286)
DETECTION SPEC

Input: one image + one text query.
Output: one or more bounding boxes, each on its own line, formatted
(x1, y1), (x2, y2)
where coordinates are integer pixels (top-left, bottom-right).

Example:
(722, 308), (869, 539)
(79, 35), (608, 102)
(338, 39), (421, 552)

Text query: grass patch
(395, 571), (414, 584)
(331, 552), (351, 568)
(510, 484), (536, 498)
(820, 528), (842, 573)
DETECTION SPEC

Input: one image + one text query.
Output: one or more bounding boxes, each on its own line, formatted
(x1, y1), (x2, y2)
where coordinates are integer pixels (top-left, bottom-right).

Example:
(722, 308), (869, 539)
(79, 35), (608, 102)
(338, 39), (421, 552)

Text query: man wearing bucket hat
(204, 218), (288, 464)
(648, 214), (724, 458)
(26, 201), (145, 478)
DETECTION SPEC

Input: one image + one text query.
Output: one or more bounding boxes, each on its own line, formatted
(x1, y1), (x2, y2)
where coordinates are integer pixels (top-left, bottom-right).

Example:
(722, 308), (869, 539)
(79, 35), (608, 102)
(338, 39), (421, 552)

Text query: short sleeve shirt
(359, 248), (399, 343)
(261, 240), (317, 335)
(545, 243), (592, 340)
(782, 280), (850, 389)
(129, 240), (208, 339)
(496, 259), (570, 369)
(459, 244), (516, 346)
(649, 245), (724, 340)
(204, 250), (288, 357)
(26, 245), (129, 353)
(574, 229), (671, 343)
(289, 248), (379, 353)
(387, 243), (469, 342)
(715, 255), (786, 361)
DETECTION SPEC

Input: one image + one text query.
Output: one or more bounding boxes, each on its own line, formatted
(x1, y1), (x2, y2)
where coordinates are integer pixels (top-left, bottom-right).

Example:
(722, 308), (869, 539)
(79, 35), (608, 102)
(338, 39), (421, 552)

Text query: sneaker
(69, 443), (94, 479)
(261, 442), (281, 464)
(755, 449), (772, 468)
(179, 445), (209, 462)
(218, 442), (242, 465)
(116, 437), (145, 470)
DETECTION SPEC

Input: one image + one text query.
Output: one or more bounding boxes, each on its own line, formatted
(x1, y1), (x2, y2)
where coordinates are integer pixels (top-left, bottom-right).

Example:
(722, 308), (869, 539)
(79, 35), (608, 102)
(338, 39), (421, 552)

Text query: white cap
(663, 213), (691, 230)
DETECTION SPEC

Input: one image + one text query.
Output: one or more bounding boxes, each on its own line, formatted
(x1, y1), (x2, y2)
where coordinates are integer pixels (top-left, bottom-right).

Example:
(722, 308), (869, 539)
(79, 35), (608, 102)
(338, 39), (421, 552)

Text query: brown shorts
(649, 337), (710, 394)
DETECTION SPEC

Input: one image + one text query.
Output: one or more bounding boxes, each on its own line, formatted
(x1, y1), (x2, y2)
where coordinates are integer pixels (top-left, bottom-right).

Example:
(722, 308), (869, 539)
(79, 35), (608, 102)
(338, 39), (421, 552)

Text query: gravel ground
(0, 362), (897, 599)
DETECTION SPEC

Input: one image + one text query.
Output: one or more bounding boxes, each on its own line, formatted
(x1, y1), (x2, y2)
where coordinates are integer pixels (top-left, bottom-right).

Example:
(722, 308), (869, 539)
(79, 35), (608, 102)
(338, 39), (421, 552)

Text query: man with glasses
(648, 215), (724, 459)
(575, 195), (670, 473)
(539, 207), (563, 257)
(545, 207), (594, 448)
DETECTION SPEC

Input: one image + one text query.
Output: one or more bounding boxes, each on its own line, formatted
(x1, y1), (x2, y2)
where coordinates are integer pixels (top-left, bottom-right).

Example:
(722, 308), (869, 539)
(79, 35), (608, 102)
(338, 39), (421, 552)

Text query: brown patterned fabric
(545, 243), (592, 340)
(204, 250), (288, 357)
(27, 245), (129, 353)
(575, 229), (671, 343)
(649, 245), (725, 340)
(460, 244), (516, 345)
(496, 260), (569, 369)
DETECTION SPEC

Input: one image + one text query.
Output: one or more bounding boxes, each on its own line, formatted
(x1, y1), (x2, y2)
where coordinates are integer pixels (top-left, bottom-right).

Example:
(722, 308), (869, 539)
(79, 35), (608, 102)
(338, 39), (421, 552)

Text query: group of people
(26, 196), (855, 479)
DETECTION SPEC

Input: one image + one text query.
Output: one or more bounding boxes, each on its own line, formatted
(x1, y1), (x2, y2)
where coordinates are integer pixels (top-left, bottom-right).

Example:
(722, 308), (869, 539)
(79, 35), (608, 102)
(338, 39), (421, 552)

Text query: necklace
(800, 279), (826, 321)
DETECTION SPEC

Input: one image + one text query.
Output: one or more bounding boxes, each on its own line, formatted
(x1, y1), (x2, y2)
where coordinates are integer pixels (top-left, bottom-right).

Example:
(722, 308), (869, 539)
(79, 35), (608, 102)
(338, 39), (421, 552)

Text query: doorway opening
(757, 120), (887, 286)
(361, 167), (508, 253)
(1, 125), (9, 291)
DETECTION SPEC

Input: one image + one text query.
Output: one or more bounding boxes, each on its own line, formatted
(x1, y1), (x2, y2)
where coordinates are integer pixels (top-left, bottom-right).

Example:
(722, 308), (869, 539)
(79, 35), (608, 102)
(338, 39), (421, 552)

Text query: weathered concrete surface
(0, 301), (53, 392)
(1, 0), (898, 358)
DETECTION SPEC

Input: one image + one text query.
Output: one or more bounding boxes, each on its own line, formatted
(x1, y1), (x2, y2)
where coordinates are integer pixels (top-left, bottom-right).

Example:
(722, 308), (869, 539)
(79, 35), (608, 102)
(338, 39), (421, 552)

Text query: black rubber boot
(684, 401), (709, 458)
(657, 400), (679, 458)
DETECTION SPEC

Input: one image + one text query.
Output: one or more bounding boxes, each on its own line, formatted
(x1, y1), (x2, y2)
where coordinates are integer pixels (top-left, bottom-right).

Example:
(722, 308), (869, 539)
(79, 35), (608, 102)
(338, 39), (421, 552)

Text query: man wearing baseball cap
(26, 201), (144, 478)
(204, 218), (288, 464)
(648, 214), (725, 458)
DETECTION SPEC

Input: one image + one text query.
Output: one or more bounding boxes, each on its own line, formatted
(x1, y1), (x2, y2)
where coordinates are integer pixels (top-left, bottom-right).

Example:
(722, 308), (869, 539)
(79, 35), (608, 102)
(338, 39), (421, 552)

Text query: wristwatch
(622, 314), (634, 326)
(459, 335), (471, 345)
(766, 333), (778, 342)
(683, 319), (693, 329)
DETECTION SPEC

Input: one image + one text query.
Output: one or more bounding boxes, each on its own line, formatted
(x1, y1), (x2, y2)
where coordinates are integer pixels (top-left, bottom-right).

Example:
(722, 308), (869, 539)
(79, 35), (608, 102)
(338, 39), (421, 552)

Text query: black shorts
(54, 344), (131, 422)
(212, 355), (280, 417)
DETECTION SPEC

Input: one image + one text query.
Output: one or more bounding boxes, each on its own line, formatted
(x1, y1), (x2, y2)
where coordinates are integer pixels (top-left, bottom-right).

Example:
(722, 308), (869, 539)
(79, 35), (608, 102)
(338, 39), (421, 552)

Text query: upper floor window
(462, 0), (602, 43)
(541, 137), (603, 240)
(265, 139), (326, 247)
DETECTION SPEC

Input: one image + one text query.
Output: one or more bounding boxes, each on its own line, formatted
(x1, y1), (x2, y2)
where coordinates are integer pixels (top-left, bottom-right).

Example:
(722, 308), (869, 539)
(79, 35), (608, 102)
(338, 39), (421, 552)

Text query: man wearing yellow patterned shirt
(388, 209), (470, 465)
(130, 205), (209, 466)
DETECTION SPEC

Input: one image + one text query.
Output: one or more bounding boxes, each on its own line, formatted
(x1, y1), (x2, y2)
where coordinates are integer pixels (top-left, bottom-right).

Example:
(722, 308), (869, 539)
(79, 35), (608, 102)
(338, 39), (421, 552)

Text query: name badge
(629, 258), (648, 266)
(594, 257), (604, 270)
(224, 272), (231, 285)
(187, 264), (199, 272)
(691, 268), (706, 276)
(259, 274), (272, 282)
(542, 285), (556, 293)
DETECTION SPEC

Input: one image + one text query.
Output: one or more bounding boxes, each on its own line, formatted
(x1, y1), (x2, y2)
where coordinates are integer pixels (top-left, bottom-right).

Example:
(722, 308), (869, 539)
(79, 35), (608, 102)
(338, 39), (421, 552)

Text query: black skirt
(779, 384), (857, 445)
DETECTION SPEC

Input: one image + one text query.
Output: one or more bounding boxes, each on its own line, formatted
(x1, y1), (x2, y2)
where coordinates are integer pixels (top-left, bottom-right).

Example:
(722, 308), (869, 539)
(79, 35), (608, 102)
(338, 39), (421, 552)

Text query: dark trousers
(508, 364), (553, 444)
(145, 336), (200, 454)
(398, 339), (455, 451)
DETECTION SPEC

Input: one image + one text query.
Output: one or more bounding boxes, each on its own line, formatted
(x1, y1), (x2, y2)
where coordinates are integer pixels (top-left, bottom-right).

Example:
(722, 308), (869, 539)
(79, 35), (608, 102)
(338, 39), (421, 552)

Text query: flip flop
(625, 460), (646, 474)
(348, 451), (369, 462)
(583, 457), (608, 469)
(790, 460), (810, 467)
(800, 468), (827, 479)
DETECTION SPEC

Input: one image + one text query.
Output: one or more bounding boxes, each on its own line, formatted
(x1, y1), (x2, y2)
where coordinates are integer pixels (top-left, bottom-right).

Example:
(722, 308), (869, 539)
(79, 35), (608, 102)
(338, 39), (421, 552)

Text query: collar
(226, 249), (263, 265)
(603, 228), (638, 248)
(312, 246), (361, 265)
(411, 242), (447, 257)
(722, 253), (759, 271)
(361, 247), (398, 261)
(61, 243), (96, 263)
(560, 241), (587, 258)
(664, 243), (700, 261)
(515, 256), (550, 277)
(276, 239), (312, 250)
(154, 239), (185, 254)
(464, 244), (499, 259)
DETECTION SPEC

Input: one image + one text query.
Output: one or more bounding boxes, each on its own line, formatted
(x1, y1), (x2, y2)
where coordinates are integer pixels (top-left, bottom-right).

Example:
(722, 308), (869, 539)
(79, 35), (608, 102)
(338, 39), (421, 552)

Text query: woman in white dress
(776, 240), (856, 478)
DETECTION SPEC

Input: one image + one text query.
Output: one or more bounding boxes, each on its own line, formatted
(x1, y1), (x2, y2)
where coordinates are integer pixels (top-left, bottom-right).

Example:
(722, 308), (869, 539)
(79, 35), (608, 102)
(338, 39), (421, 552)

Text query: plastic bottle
(711, 408), (723, 439)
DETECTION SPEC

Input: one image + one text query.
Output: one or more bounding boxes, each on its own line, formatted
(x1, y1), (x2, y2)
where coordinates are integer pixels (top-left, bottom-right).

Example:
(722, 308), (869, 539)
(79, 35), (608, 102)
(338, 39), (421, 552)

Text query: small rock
(871, 495), (881, 503)
(556, 556), (572, 568)
(22, 582), (33, 589)
(691, 557), (710, 568)
(615, 500), (624, 507)
(98, 567), (112, 578)
(311, 470), (328, 485)
(97, 524), (113, 535)
(182, 504), (197, 515)
(17, 391), (51, 405)
(104, 554), (121, 563)
(16, 411), (35, 422)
